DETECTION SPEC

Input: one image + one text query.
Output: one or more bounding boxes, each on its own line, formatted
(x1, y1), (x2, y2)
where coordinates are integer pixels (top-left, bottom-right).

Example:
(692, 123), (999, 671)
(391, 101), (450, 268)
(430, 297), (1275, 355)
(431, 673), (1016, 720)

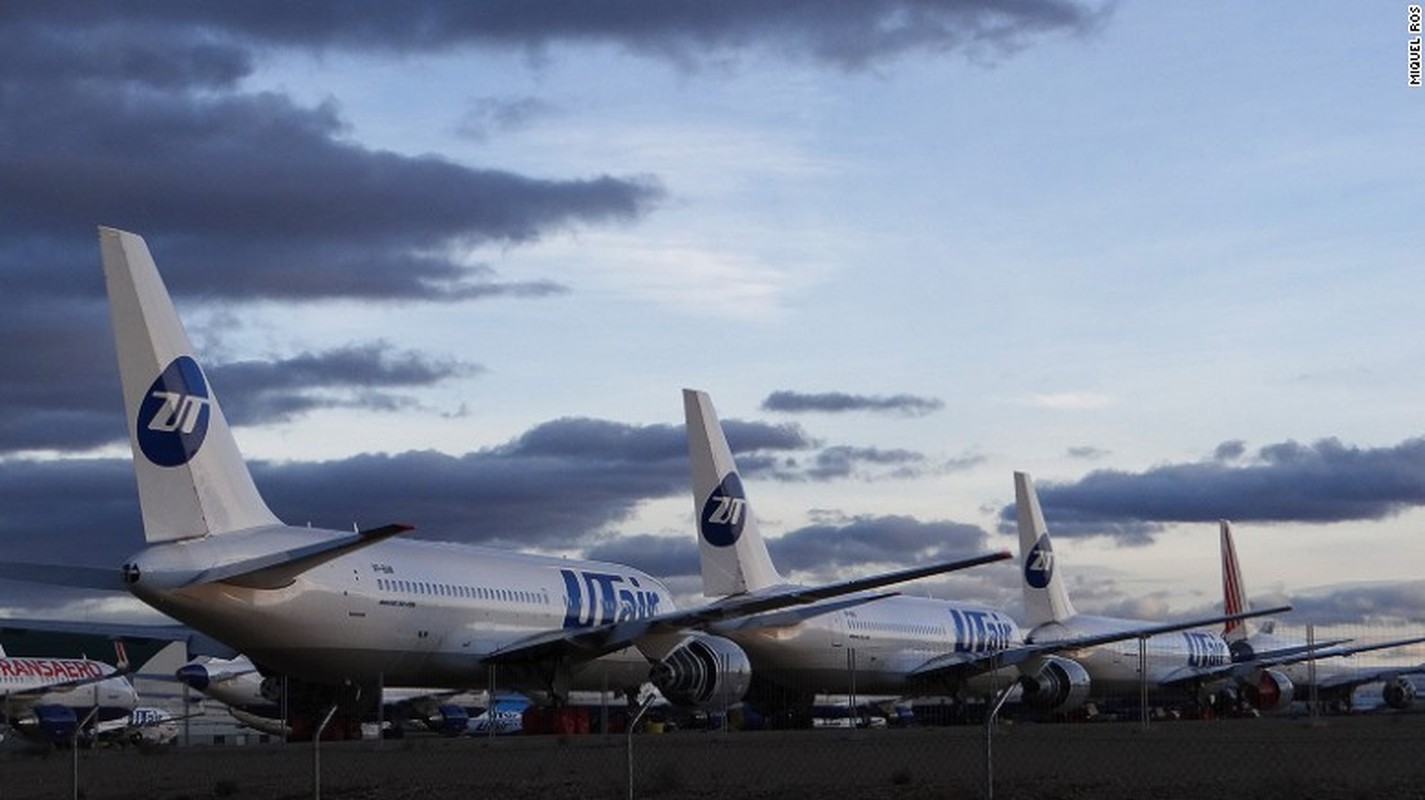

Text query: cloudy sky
(2, 2), (1423, 636)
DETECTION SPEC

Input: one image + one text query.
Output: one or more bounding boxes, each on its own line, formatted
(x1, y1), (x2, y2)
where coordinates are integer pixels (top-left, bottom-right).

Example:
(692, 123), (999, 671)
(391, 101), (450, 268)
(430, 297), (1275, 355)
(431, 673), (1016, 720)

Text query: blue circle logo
(1024, 534), (1055, 589)
(700, 473), (747, 548)
(136, 356), (212, 467)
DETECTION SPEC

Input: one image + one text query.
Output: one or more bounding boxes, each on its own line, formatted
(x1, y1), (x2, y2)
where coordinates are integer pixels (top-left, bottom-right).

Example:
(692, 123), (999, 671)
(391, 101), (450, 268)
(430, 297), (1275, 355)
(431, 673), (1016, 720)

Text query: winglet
(683, 389), (783, 597)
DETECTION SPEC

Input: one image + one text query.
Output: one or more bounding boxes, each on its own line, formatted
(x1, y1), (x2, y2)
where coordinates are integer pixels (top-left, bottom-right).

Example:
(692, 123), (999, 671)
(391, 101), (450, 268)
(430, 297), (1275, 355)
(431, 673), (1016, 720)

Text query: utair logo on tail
(137, 356), (212, 467)
(1024, 533), (1055, 589)
(699, 473), (747, 548)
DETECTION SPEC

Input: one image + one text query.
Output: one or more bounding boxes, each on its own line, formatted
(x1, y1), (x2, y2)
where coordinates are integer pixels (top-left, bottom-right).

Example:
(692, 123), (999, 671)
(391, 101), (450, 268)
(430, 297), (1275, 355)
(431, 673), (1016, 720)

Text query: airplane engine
(1382, 676), (1417, 710)
(1019, 656), (1092, 713)
(428, 703), (470, 736)
(260, 676), (284, 703)
(648, 634), (752, 708)
(1244, 668), (1294, 712)
(19, 704), (79, 744)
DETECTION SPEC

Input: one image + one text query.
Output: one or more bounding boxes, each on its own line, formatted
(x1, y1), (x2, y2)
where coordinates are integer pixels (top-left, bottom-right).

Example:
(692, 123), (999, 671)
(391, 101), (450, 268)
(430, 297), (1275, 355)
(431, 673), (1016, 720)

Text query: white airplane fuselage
(128, 536), (671, 690)
(1026, 615), (1231, 699)
(0, 656), (137, 723)
(718, 596), (1022, 697)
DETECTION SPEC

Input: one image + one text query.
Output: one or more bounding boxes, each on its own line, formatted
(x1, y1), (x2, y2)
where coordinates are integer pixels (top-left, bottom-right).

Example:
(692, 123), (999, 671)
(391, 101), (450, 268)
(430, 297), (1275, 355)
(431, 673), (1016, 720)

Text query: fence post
(1307, 624), (1319, 723)
(313, 703), (339, 800)
(984, 668), (1021, 800)
(1139, 635), (1149, 729)
(627, 693), (658, 800)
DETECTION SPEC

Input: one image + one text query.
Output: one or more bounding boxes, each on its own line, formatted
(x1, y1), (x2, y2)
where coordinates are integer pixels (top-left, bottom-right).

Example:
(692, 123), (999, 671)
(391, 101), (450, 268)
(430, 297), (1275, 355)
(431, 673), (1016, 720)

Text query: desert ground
(4, 714), (1424, 799)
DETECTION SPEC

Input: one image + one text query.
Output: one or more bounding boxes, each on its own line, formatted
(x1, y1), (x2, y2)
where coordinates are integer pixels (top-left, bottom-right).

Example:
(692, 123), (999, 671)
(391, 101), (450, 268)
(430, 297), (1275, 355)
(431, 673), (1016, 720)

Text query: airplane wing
(909, 604), (1293, 681)
(150, 523), (415, 590)
(0, 618), (239, 659)
(0, 524), (413, 593)
(1247, 633), (1425, 669)
(1160, 634), (1425, 687)
(485, 549), (1012, 666)
(1316, 663), (1425, 692)
(0, 563), (125, 592)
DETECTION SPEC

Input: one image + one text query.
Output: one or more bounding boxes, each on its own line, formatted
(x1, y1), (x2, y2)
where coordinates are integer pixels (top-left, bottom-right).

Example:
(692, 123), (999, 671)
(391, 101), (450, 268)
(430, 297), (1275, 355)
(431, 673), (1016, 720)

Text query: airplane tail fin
(1014, 471), (1076, 627)
(1220, 520), (1252, 642)
(99, 227), (280, 543)
(683, 389), (783, 597)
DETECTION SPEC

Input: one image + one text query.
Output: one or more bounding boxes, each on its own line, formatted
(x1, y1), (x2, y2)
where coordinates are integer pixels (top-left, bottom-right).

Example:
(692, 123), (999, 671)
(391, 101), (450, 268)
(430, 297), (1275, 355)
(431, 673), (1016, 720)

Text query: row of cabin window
(847, 618), (943, 637)
(375, 577), (550, 606)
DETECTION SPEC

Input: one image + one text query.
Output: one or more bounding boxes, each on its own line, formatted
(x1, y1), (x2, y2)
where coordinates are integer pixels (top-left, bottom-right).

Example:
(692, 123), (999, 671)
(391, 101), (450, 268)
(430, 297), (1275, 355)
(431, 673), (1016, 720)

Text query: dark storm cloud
(0, 2), (1109, 71)
(768, 516), (990, 574)
(211, 343), (482, 426)
(1278, 582), (1425, 626)
(998, 437), (1425, 543)
(805, 446), (928, 481)
(0, 338), (480, 455)
(0, 5), (657, 458)
(762, 390), (945, 417)
(0, 4), (662, 306)
(584, 516), (990, 582)
(583, 535), (701, 579)
(0, 414), (860, 565)
(0, 297), (122, 454)
(0, 82), (653, 302)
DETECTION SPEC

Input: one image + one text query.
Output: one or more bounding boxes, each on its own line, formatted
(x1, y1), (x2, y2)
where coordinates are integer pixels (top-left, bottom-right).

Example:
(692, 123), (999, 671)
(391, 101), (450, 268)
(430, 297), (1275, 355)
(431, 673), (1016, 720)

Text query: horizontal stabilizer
(181, 523), (414, 590)
(0, 563), (126, 592)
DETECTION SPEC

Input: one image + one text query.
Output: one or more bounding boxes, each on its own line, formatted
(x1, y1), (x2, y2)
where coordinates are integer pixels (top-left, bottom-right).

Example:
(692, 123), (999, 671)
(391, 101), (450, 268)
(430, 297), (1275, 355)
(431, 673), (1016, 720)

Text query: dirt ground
(4, 713), (1424, 799)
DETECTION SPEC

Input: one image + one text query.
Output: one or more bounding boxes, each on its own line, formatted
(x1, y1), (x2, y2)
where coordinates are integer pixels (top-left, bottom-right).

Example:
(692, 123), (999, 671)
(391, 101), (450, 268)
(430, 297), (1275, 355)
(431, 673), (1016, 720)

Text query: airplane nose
(175, 663), (210, 690)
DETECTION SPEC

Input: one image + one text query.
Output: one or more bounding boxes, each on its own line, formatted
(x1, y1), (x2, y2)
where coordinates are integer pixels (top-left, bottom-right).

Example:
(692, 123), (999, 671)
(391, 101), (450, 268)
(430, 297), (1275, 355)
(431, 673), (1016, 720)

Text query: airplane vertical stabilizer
(1014, 471), (1076, 627)
(99, 227), (280, 542)
(1220, 520), (1251, 642)
(684, 389), (783, 597)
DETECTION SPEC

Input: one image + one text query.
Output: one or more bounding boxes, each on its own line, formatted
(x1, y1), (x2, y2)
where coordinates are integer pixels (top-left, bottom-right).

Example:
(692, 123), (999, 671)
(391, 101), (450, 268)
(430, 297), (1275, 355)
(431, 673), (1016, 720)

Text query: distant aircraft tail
(1014, 471), (1076, 627)
(99, 227), (280, 543)
(683, 389), (783, 597)
(1220, 520), (1252, 642)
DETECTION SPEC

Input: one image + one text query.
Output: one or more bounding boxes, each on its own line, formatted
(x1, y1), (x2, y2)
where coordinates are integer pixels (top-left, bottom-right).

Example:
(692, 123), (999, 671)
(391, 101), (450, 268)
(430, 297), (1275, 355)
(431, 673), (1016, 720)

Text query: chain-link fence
(4, 623), (1422, 799)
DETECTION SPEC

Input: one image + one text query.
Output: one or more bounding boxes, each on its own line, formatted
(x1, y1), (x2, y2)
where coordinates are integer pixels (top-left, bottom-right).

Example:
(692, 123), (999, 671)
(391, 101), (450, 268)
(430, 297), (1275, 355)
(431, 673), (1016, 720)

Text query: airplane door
(343, 567), (374, 626)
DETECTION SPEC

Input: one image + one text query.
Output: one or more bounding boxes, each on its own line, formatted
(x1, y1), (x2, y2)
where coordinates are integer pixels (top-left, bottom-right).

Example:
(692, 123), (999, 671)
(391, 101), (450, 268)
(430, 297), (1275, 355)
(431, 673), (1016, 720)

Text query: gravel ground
(4, 714), (1424, 799)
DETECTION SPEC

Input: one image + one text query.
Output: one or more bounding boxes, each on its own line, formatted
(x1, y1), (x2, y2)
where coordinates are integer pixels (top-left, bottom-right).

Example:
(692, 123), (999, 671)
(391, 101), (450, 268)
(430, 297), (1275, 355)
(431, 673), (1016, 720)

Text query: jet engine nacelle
(1019, 656), (1092, 713)
(648, 634), (752, 708)
(1382, 677), (1417, 710)
(428, 703), (470, 736)
(19, 704), (79, 744)
(1244, 668), (1295, 712)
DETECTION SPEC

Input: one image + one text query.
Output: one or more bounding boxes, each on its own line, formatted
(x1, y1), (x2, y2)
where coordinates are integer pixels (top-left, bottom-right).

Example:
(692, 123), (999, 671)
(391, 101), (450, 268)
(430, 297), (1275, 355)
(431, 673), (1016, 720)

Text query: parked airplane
(19, 227), (1008, 738)
(466, 694), (528, 735)
(91, 705), (180, 746)
(1011, 471), (1305, 712)
(682, 390), (1283, 722)
(1219, 520), (1425, 712)
(0, 643), (137, 745)
(176, 654), (484, 736)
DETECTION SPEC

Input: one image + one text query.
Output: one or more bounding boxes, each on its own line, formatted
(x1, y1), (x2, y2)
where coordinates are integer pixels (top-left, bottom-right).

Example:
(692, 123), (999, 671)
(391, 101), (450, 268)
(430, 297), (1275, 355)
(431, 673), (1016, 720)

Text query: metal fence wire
(2, 623), (1421, 800)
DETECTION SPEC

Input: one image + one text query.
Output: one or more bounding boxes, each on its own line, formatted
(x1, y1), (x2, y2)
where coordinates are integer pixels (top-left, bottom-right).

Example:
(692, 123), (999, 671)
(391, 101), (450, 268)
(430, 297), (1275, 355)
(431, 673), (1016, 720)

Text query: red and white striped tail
(1220, 520), (1249, 640)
